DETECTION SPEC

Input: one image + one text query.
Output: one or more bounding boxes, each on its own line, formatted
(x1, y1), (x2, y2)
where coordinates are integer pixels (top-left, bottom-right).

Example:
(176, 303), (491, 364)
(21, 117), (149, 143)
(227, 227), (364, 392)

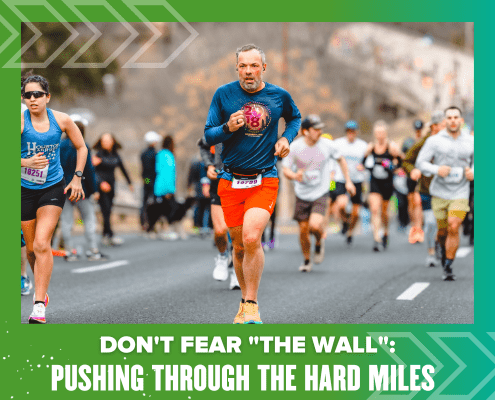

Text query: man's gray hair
(236, 44), (266, 65)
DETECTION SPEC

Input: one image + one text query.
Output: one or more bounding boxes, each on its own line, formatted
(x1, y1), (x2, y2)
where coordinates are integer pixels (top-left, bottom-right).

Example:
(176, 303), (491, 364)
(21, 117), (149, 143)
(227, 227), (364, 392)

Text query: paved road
(21, 229), (474, 324)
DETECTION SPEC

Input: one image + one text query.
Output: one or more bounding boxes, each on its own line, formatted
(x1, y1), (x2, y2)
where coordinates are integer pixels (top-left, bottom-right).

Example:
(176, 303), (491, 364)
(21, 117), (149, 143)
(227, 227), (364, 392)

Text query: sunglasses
(22, 91), (47, 99)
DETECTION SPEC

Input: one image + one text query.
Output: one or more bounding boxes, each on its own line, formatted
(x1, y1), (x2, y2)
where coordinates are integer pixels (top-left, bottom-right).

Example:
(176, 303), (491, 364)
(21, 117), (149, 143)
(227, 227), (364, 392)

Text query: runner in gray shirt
(416, 106), (474, 280)
(283, 115), (355, 272)
(331, 120), (368, 245)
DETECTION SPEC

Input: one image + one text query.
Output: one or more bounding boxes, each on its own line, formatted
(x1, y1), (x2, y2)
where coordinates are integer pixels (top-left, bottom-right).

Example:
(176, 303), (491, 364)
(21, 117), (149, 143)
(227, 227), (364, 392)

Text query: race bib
(304, 170), (321, 185)
(372, 165), (389, 180)
(364, 155), (375, 169)
(444, 167), (463, 184)
(232, 174), (262, 189)
(21, 165), (48, 185)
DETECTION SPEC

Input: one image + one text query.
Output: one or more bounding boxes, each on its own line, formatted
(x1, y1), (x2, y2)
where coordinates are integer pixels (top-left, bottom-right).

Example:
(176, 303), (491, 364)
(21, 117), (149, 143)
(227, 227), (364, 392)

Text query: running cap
(430, 111), (444, 125)
(301, 114), (325, 130)
(345, 120), (359, 131)
(70, 114), (88, 127)
(145, 130), (161, 144)
(413, 119), (424, 130)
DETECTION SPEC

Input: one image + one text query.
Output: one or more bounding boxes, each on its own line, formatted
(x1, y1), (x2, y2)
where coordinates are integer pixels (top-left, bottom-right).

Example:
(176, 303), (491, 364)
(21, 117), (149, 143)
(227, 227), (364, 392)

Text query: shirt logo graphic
(242, 102), (271, 137)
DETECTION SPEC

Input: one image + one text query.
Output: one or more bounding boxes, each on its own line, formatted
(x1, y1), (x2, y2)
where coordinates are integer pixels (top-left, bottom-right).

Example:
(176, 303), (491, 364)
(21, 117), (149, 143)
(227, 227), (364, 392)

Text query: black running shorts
(369, 178), (394, 201)
(329, 182), (363, 205)
(21, 178), (66, 221)
(406, 177), (417, 194)
(209, 178), (221, 206)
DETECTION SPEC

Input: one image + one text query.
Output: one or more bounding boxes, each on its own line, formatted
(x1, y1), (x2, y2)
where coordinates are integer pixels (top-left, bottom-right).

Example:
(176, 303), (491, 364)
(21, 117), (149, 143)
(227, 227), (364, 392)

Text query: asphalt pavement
(21, 228), (474, 324)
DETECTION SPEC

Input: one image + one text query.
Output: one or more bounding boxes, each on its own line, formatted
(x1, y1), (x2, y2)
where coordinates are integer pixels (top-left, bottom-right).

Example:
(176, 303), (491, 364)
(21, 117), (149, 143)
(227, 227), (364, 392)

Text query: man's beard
(240, 76), (261, 92)
(447, 124), (460, 134)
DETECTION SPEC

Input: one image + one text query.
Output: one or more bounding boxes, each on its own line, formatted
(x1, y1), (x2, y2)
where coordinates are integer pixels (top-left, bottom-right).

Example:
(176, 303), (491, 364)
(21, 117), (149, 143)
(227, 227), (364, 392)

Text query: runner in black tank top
(363, 120), (403, 252)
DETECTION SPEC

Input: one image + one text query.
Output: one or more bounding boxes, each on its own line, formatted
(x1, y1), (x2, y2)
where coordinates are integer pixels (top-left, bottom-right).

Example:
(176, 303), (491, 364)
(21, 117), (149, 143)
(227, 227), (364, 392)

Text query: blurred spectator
(60, 115), (107, 260)
(147, 136), (194, 240)
(187, 155), (211, 236)
(140, 131), (162, 230)
(93, 133), (134, 246)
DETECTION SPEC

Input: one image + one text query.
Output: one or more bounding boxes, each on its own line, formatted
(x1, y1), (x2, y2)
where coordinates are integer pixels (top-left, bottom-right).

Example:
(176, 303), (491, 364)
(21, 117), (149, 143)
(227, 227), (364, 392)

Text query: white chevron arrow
(121, 0), (199, 69)
(3, 0), (78, 68)
(429, 332), (495, 399)
(367, 332), (443, 400)
(0, 12), (18, 56)
(62, 0), (138, 68)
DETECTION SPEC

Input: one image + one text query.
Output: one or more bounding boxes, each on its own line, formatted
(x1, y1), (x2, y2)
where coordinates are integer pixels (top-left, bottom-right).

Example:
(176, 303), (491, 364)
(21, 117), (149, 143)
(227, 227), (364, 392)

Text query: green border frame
(2, 0), (493, 398)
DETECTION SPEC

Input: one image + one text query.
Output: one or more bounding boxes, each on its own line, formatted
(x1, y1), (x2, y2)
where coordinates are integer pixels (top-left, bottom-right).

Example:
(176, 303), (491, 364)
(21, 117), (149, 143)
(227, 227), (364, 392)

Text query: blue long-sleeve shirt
(154, 149), (175, 197)
(60, 138), (98, 197)
(204, 81), (301, 179)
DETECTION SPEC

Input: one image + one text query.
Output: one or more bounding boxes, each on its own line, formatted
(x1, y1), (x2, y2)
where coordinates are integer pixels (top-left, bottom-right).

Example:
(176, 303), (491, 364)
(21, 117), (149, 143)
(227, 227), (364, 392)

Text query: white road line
(72, 260), (130, 274)
(456, 247), (472, 258)
(397, 282), (430, 301)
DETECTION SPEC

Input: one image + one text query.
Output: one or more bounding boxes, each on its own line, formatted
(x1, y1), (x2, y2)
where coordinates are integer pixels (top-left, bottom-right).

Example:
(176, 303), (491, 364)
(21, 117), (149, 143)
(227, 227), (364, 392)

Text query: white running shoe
(213, 254), (229, 281)
(110, 236), (124, 246)
(425, 254), (439, 268)
(229, 271), (241, 290)
(298, 261), (313, 272)
(159, 231), (179, 241)
(313, 242), (325, 264)
(28, 303), (46, 324)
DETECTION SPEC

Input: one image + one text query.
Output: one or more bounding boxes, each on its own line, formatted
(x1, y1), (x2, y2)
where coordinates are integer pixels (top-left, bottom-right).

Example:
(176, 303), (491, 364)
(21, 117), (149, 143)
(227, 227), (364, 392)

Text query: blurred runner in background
(403, 111), (444, 267)
(60, 115), (107, 261)
(93, 133), (134, 246)
(198, 138), (240, 289)
(331, 120), (368, 246)
(283, 115), (355, 272)
(362, 120), (403, 252)
(404, 119), (425, 244)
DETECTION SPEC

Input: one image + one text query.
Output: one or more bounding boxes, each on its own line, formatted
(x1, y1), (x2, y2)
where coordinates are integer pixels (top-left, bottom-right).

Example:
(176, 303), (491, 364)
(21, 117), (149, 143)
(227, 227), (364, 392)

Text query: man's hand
(465, 167), (474, 181)
(410, 168), (422, 181)
(227, 110), (245, 132)
(293, 170), (304, 183)
(345, 181), (356, 196)
(438, 165), (452, 178)
(356, 163), (365, 172)
(23, 153), (48, 169)
(274, 137), (290, 158)
(207, 165), (218, 180)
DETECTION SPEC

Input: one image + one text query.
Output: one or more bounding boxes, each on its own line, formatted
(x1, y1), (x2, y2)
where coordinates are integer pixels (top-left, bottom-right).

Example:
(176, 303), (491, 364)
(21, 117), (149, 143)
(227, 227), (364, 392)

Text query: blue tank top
(21, 108), (64, 189)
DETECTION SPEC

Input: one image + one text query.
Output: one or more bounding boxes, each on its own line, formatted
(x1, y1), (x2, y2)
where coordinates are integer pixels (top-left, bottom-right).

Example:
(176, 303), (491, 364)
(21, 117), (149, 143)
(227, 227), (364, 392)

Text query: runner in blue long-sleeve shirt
(204, 44), (301, 324)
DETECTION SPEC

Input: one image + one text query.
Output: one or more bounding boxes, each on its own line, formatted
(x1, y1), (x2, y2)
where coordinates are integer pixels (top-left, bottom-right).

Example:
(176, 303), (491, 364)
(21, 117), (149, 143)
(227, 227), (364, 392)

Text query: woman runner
(363, 120), (403, 252)
(21, 75), (87, 323)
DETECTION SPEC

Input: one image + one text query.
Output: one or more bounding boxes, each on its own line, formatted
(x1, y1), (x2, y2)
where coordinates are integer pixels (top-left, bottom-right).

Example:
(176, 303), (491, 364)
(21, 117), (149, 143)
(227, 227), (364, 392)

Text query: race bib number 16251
(21, 165), (48, 184)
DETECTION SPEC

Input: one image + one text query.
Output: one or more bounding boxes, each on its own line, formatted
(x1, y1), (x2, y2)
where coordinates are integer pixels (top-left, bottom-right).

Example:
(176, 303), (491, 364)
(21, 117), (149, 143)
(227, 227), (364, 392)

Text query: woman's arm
(56, 112), (88, 201)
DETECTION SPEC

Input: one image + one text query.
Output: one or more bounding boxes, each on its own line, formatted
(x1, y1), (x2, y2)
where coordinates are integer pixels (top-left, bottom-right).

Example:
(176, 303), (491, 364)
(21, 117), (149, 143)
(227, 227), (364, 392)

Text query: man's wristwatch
(222, 123), (232, 135)
(74, 171), (85, 180)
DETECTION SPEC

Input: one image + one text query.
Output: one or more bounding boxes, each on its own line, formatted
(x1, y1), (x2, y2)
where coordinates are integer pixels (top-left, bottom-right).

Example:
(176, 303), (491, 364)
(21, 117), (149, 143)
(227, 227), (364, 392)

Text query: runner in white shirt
(330, 120), (368, 245)
(283, 115), (355, 272)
